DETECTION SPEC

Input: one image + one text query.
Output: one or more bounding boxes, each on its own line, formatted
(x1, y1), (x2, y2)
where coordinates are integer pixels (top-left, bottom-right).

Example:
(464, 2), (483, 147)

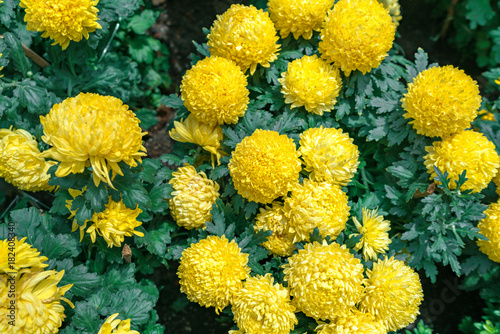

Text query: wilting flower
(299, 126), (359, 185)
(283, 241), (364, 320)
(319, 0), (395, 76)
(0, 128), (56, 192)
(351, 208), (391, 261)
(40, 93), (147, 189)
(229, 129), (301, 204)
(19, 0), (102, 50)
(402, 65), (481, 138)
(168, 165), (220, 230)
(424, 130), (500, 193)
(279, 55), (342, 115)
(180, 56), (249, 126)
(97, 313), (140, 334)
(285, 179), (349, 242)
(315, 310), (386, 334)
(208, 4), (280, 74)
(377, 0), (402, 26)
(359, 257), (423, 332)
(0, 237), (48, 274)
(268, 0), (334, 40)
(178, 235), (250, 313)
(477, 201), (500, 263)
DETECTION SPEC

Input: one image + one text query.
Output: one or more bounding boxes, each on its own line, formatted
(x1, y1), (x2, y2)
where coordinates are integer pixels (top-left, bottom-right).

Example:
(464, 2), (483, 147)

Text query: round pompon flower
(351, 208), (392, 261)
(229, 129), (301, 204)
(359, 257), (423, 332)
(0, 237), (48, 274)
(267, 0), (335, 40)
(424, 130), (500, 193)
(299, 126), (359, 185)
(315, 310), (386, 334)
(377, 0), (402, 26)
(19, 0), (101, 50)
(231, 274), (298, 334)
(285, 179), (349, 242)
(278, 55), (342, 115)
(178, 235), (251, 313)
(180, 56), (249, 126)
(283, 241), (364, 320)
(401, 66), (481, 138)
(97, 313), (140, 334)
(207, 4), (280, 75)
(0, 128), (56, 192)
(477, 201), (500, 263)
(40, 93), (147, 189)
(168, 165), (220, 230)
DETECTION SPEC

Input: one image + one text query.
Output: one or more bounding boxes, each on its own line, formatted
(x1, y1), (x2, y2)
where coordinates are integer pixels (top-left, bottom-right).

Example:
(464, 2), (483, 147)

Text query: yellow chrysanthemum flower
(229, 129), (301, 204)
(254, 202), (296, 257)
(168, 165), (220, 230)
(283, 241), (364, 320)
(477, 109), (496, 122)
(319, 0), (396, 76)
(97, 313), (140, 334)
(299, 126), (359, 185)
(351, 208), (392, 261)
(177, 235), (250, 313)
(477, 201), (500, 263)
(284, 179), (349, 242)
(0, 269), (74, 334)
(377, 0), (402, 26)
(495, 77), (500, 85)
(207, 4), (280, 75)
(180, 56), (249, 126)
(0, 128), (56, 192)
(231, 274), (298, 334)
(424, 130), (500, 193)
(40, 93), (147, 189)
(402, 65), (481, 138)
(278, 55), (342, 115)
(494, 173), (500, 197)
(359, 257), (423, 332)
(0, 237), (48, 274)
(169, 114), (225, 165)
(315, 310), (386, 334)
(268, 0), (334, 40)
(19, 0), (102, 50)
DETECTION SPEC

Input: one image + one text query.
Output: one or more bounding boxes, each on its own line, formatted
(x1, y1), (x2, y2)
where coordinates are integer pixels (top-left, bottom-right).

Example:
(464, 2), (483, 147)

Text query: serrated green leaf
(72, 302), (100, 332)
(465, 0), (495, 29)
(210, 165), (229, 180)
(85, 182), (109, 213)
(135, 223), (173, 256)
(0, 0), (16, 27)
(41, 233), (81, 259)
(58, 260), (102, 297)
(104, 264), (136, 292)
(149, 183), (172, 213)
(3, 32), (31, 76)
(206, 200), (226, 236)
(128, 9), (160, 34)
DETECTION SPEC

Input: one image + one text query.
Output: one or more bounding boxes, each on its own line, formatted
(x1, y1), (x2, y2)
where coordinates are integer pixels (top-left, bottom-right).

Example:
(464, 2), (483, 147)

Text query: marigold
(377, 0), (402, 26)
(207, 4), (280, 75)
(402, 65), (481, 138)
(359, 257), (423, 332)
(494, 173), (500, 197)
(180, 56), (249, 126)
(168, 165), (220, 230)
(477, 201), (500, 263)
(279, 55), (342, 115)
(477, 109), (496, 122)
(19, 0), (102, 50)
(229, 129), (301, 204)
(283, 241), (364, 320)
(315, 310), (386, 334)
(319, 0), (395, 76)
(268, 0), (335, 40)
(97, 313), (140, 334)
(352, 208), (392, 261)
(178, 235), (250, 313)
(424, 130), (500, 193)
(285, 179), (349, 242)
(0, 237), (48, 274)
(0, 128), (56, 192)
(40, 93), (147, 189)
(231, 274), (298, 334)
(299, 126), (359, 185)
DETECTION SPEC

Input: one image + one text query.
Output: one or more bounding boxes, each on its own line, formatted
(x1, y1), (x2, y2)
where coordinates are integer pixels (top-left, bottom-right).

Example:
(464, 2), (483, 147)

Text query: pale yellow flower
(315, 310), (386, 334)
(0, 237), (48, 274)
(477, 201), (500, 263)
(377, 0), (402, 26)
(351, 208), (392, 261)
(97, 313), (140, 334)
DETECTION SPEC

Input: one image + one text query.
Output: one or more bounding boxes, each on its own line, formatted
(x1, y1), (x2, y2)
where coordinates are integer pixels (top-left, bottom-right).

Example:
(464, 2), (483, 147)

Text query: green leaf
(465, 0), (495, 29)
(3, 32), (30, 76)
(210, 165), (229, 180)
(104, 264), (136, 292)
(85, 182), (109, 213)
(205, 200), (226, 236)
(135, 223), (173, 256)
(157, 94), (184, 109)
(113, 178), (152, 210)
(0, 0), (16, 28)
(13, 79), (49, 114)
(104, 288), (155, 325)
(149, 183), (173, 213)
(8, 208), (44, 244)
(72, 302), (100, 332)
(414, 48), (429, 74)
(135, 107), (159, 130)
(41, 234), (81, 259)
(128, 9), (160, 34)
(193, 40), (210, 58)
(58, 260), (102, 297)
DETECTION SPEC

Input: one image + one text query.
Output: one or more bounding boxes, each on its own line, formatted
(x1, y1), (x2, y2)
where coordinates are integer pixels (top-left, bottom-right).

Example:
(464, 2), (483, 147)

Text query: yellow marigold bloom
(40, 93), (147, 189)
(254, 202), (296, 257)
(0, 237), (48, 274)
(283, 241), (364, 320)
(19, 0), (102, 50)
(424, 130), (500, 193)
(207, 4), (280, 75)
(359, 257), (423, 332)
(478, 109), (496, 121)
(0, 269), (74, 334)
(278, 55), (342, 115)
(168, 165), (220, 230)
(402, 65), (481, 138)
(284, 179), (349, 242)
(319, 0), (395, 76)
(0, 128), (56, 192)
(97, 313), (140, 334)
(477, 201), (500, 263)
(181, 56), (249, 126)
(495, 77), (500, 85)
(494, 173), (500, 197)
(229, 129), (301, 204)
(315, 310), (386, 334)
(377, 0), (402, 26)
(177, 235), (251, 313)
(267, 0), (334, 40)
(351, 208), (392, 261)
(298, 126), (359, 185)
